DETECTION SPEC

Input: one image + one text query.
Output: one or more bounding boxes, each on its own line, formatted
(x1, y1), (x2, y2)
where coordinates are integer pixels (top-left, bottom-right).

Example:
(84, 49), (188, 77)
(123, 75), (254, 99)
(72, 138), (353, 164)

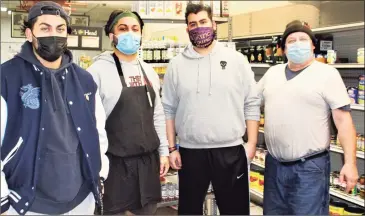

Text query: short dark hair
(185, 3), (213, 25)
(104, 10), (144, 36)
(20, 16), (72, 35)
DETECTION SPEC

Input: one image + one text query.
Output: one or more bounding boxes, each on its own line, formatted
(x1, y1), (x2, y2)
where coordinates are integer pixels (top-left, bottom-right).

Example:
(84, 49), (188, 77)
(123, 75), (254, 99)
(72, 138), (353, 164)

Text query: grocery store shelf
(252, 161), (265, 168)
(330, 145), (364, 159)
(233, 22), (364, 40)
(158, 193), (216, 208)
(330, 189), (365, 207)
(351, 104), (365, 111)
(140, 15), (228, 24)
(250, 189), (264, 199)
(328, 63), (365, 69)
(149, 63), (169, 68)
(250, 63), (271, 68)
(312, 22), (364, 34)
(157, 200), (178, 208)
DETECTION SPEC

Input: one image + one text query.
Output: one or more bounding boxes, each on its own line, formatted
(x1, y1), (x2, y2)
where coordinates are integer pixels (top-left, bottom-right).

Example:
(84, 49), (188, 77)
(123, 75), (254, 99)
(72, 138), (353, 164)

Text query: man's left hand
(340, 162), (359, 193)
(160, 156), (170, 177)
(245, 142), (256, 162)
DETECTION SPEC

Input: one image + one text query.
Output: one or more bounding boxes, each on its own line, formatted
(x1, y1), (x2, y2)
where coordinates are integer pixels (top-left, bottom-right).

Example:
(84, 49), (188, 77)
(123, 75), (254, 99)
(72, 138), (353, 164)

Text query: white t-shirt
(120, 59), (147, 87)
(258, 61), (350, 161)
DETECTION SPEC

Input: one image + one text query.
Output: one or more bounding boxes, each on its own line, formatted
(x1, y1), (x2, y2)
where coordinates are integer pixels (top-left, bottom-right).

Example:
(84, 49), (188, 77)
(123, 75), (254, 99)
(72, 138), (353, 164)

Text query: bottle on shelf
(145, 41), (153, 63)
(161, 183), (167, 202)
(161, 37), (168, 63)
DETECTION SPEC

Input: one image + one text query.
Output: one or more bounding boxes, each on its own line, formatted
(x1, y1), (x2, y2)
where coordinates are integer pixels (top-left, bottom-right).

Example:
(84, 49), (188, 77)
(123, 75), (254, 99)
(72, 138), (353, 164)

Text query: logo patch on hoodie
(220, 61), (227, 70)
(84, 92), (92, 101)
(19, 84), (41, 109)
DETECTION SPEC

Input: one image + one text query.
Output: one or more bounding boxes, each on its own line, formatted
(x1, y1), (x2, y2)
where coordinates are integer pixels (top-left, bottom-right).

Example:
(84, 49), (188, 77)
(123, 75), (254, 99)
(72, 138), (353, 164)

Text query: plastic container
(344, 205), (365, 215)
(348, 87), (359, 104)
(327, 50), (337, 64)
(258, 170), (264, 193)
(329, 200), (347, 215)
(357, 48), (364, 64)
(358, 90), (364, 105)
(249, 168), (260, 190)
(359, 75), (364, 91)
(332, 171), (340, 189)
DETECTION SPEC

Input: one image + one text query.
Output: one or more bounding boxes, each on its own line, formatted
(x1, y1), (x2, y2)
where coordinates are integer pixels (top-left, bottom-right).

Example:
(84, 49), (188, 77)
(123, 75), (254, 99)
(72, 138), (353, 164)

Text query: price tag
(320, 41), (333, 51)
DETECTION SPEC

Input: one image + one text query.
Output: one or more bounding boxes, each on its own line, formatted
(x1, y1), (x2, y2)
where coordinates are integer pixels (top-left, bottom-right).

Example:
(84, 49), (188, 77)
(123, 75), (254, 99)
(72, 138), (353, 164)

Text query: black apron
(102, 54), (161, 214)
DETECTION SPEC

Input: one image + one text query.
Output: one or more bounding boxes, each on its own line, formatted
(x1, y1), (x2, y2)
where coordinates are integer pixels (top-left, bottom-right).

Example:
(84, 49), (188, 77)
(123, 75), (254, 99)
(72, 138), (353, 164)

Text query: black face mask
(33, 35), (67, 62)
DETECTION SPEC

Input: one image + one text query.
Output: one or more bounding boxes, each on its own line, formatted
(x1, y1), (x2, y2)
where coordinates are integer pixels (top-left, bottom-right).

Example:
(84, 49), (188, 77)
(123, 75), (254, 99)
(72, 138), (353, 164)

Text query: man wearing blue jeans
(258, 20), (359, 215)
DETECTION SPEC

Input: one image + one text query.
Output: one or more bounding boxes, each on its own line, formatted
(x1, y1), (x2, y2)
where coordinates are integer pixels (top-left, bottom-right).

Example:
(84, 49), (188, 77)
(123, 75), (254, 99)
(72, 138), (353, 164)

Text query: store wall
(319, 1), (364, 26)
(1, 15), (26, 63)
(229, 1), (293, 16)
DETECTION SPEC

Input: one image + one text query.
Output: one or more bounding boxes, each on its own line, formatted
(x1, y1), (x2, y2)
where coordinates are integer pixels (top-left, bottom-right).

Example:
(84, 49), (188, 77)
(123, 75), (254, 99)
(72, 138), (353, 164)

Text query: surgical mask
(33, 35), (67, 62)
(286, 41), (313, 64)
(114, 32), (141, 55)
(188, 27), (215, 48)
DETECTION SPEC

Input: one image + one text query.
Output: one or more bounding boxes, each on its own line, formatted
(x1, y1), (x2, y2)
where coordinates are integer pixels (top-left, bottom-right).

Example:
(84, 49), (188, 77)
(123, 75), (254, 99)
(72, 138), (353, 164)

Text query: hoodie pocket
(37, 149), (83, 203)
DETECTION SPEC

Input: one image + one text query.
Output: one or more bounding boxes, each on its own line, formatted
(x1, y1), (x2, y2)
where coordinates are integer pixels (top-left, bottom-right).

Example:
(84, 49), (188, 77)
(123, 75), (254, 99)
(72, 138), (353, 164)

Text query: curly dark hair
(185, 3), (213, 25)
(20, 17), (72, 35)
(104, 10), (144, 36)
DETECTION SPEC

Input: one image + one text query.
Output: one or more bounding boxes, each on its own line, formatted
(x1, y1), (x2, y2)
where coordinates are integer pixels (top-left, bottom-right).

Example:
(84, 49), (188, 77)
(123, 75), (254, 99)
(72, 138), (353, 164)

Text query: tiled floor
(156, 202), (263, 215)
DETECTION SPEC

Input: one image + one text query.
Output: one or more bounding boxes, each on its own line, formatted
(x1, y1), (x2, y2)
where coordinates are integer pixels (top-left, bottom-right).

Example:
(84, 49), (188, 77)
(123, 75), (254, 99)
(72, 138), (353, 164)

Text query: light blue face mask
(286, 41), (313, 64)
(114, 32), (141, 55)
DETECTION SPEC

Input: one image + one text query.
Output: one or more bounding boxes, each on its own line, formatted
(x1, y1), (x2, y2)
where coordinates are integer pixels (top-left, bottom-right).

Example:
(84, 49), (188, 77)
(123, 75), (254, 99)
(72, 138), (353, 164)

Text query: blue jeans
(263, 153), (330, 215)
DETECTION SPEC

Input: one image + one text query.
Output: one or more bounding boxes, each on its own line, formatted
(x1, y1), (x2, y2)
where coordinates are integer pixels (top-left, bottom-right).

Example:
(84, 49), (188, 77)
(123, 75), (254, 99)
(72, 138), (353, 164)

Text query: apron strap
(137, 60), (154, 108)
(112, 53), (128, 87)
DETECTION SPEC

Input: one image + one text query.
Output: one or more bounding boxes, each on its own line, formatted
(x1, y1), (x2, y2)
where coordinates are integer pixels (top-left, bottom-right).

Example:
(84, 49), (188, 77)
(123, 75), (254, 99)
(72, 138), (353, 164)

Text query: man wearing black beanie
(258, 20), (359, 215)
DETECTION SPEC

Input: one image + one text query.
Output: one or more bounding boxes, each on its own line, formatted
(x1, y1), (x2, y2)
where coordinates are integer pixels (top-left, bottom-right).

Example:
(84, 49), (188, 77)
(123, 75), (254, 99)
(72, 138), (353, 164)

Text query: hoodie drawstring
(209, 55), (212, 96)
(196, 61), (200, 94)
(196, 55), (213, 96)
(63, 69), (70, 114)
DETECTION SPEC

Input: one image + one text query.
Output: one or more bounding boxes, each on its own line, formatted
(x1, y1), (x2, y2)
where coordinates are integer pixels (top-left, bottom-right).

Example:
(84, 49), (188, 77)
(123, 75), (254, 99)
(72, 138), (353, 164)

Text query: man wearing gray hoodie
(162, 3), (261, 215)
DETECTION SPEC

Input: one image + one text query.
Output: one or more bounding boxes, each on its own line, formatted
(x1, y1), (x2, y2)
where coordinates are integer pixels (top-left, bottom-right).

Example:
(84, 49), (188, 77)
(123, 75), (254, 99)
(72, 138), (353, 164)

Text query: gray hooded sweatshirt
(162, 41), (260, 149)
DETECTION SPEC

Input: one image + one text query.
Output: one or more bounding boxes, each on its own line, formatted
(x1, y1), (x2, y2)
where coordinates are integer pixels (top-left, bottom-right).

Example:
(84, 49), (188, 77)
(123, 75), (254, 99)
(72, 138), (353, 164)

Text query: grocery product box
(212, 0), (221, 17)
(164, 1), (174, 17)
(148, 1), (158, 16)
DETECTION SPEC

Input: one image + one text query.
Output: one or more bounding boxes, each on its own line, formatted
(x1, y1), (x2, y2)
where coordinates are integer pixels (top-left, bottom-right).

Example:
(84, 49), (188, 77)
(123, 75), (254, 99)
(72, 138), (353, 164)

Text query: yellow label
(329, 205), (344, 216)
(249, 171), (260, 190)
(258, 175), (264, 192)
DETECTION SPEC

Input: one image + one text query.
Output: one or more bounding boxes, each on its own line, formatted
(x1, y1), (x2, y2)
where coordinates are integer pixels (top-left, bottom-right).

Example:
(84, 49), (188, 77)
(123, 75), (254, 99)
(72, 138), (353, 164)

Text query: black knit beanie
(281, 20), (316, 50)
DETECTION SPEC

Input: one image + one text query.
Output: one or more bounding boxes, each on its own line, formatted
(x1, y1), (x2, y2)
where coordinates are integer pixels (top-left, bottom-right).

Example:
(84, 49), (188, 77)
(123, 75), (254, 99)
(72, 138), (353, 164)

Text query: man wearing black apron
(87, 11), (169, 215)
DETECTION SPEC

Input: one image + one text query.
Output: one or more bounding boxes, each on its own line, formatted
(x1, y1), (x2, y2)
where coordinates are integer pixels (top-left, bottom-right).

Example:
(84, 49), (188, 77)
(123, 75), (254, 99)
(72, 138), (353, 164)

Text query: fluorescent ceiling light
(1, 7), (7, 12)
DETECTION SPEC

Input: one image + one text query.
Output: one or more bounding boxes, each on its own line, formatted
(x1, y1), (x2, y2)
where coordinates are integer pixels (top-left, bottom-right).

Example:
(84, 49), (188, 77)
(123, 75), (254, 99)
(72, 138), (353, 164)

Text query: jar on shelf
(259, 114), (265, 128)
(336, 136), (341, 147)
(356, 134), (363, 151)
(327, 50), (337, 64)
(332, 171), (340, 189)
(340, 182), (347, 192)
(330, 135), (336, 146)
(359, 75), (364, 91)
(357, 48), (364, 64)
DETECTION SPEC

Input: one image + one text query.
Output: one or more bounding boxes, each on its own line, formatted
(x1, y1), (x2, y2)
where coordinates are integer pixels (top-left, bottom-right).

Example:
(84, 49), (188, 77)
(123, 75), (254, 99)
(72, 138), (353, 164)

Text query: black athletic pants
(178, 145), (249, 215)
